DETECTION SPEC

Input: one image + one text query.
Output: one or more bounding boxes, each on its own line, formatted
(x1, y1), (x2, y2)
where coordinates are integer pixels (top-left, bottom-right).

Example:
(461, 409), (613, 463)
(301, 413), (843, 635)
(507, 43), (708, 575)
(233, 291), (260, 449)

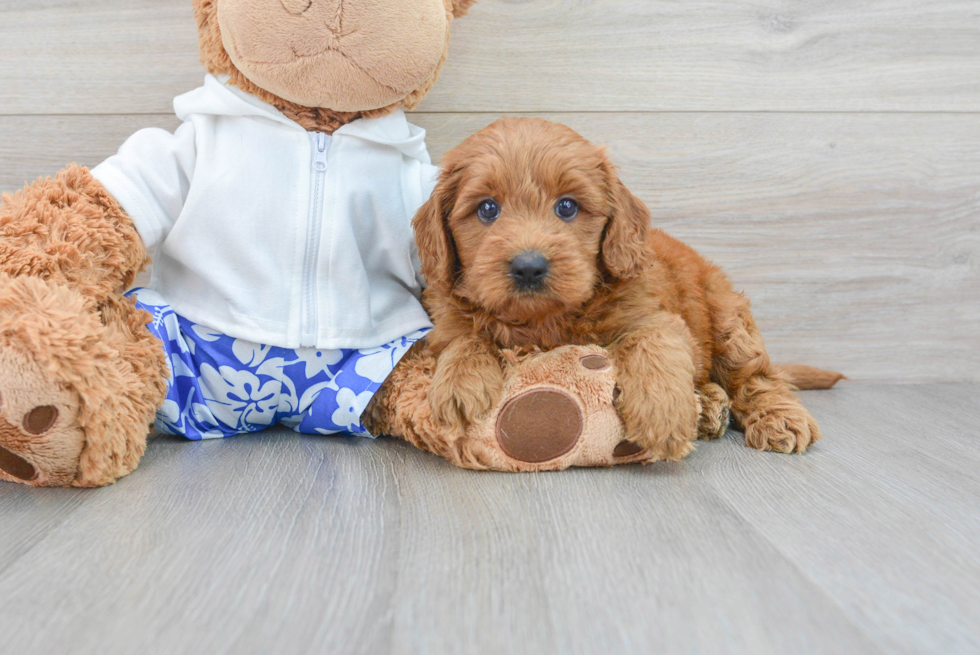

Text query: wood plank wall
(1, 0), (978, 382)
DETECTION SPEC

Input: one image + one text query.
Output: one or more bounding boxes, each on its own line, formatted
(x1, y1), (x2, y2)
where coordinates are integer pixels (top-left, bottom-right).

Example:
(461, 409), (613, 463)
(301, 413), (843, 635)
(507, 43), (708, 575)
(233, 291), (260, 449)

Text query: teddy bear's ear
(193, 0), (236, 77)
(452, 0), (478, 18)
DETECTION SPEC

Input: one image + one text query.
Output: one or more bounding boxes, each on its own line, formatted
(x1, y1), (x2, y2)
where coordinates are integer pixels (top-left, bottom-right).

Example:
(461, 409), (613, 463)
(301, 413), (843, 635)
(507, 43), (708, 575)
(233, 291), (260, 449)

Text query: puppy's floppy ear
(451, 0), (478, 18)
(413, 168), (461, 293)
(599, 153), (651, 279)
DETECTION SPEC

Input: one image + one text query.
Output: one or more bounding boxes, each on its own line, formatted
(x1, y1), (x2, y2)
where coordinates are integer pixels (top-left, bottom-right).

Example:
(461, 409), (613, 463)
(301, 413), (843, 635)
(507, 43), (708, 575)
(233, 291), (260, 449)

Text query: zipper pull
(312, 133), (328, 172)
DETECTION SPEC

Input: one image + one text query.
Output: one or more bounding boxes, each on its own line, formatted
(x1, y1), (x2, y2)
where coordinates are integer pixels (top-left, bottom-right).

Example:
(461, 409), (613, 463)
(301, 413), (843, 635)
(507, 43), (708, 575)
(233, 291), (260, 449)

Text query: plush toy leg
(0, 276), (167, 487)
(366, 343), (731, 472)
(0, 166), (166, 486)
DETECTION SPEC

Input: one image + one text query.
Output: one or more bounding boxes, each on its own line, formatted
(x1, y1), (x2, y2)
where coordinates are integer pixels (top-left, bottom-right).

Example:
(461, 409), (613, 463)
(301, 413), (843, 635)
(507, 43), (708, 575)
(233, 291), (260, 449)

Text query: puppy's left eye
(555, 198), (579, 221)
(477, 199), (501, 223)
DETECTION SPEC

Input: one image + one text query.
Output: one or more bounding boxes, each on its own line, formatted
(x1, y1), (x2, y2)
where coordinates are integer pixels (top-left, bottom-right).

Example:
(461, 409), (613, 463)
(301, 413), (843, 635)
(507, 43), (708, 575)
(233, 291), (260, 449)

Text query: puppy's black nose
(510, 251), (550, 291)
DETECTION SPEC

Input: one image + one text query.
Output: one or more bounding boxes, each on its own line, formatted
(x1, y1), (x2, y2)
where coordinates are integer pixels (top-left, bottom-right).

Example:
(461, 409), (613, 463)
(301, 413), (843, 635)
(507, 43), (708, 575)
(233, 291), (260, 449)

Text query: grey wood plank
(0, 429), (883, 655)
(0, 486), (88, 577)
(0, 114), (181, 188)
(702, 383), (980, 655)
(3, 112), (977, 382)
(1, 0), (979, 114)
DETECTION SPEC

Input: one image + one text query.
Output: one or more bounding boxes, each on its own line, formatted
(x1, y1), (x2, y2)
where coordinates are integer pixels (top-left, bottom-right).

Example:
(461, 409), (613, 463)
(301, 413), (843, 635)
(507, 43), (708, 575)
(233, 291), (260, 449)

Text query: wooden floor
(0, 383), (976, 655)
(1, 2), (978, 653)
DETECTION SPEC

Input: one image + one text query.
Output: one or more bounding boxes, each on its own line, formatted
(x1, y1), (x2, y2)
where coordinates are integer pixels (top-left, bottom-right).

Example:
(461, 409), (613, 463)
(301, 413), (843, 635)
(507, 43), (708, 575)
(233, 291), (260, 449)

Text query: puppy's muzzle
(509, 251), (550, 292)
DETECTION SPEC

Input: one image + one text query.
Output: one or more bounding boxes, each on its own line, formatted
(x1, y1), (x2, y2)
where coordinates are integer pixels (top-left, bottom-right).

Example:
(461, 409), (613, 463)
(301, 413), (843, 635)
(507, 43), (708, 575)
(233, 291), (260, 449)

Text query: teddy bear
(4, 0), (717, 487)
(0, 0), (476, 486)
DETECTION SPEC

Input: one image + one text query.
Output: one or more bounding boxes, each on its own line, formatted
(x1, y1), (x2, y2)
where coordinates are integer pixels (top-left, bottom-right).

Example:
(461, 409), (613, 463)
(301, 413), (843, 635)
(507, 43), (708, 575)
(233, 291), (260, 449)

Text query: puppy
(413, 117), (820, 460)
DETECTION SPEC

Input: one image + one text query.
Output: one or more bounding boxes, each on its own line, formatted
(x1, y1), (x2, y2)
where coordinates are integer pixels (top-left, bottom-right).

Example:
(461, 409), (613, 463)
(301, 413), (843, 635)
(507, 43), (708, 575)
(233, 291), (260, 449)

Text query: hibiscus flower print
(231, 339), (273, 367)
(198, 364), (280, 431)
(354, 329), (428, 383)
(288, 347), (344, 379)
(329, 387), (374, 433)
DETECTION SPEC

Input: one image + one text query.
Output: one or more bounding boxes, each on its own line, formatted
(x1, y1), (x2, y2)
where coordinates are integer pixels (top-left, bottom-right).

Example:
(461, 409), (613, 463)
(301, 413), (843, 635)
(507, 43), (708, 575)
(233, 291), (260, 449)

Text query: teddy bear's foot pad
(450, 345), (656, 471)
(495, 389), (583, 463)
(0, 442), (37, 481)
(612, 439), (645, 458)
(0, 347), (85, 487)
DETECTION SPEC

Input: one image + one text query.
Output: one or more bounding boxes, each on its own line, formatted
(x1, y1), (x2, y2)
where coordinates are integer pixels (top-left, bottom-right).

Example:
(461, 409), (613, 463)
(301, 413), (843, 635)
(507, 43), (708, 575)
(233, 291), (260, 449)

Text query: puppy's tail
(776, 364), (846, 390)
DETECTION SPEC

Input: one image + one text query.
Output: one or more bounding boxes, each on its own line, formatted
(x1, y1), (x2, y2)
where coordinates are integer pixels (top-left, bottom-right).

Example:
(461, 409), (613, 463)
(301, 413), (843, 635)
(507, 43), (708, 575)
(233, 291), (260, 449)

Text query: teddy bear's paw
(451, 345), (655, 471)
(0, 346), (85, 487)
(697, 382), (731, 441)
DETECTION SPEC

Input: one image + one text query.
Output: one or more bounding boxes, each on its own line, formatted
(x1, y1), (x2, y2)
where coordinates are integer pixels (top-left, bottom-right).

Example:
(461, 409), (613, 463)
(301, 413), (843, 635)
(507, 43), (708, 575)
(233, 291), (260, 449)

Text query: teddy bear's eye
(477, 199), (500, 223)
(555, 198), (579, 221)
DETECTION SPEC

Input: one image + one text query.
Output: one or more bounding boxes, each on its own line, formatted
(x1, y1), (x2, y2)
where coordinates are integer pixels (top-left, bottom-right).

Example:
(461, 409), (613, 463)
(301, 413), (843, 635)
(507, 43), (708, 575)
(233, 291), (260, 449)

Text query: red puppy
(414, 117), (822, 460)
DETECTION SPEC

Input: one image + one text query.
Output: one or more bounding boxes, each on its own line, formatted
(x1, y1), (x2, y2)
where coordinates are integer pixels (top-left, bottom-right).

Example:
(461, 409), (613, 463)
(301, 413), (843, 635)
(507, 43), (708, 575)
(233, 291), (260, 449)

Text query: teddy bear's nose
(495, 389), (582, 463)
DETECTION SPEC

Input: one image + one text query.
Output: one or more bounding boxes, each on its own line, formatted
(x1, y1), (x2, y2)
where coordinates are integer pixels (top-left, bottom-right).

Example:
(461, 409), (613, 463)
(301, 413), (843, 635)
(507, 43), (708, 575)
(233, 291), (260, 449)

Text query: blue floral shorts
(128, 288), (428, 440)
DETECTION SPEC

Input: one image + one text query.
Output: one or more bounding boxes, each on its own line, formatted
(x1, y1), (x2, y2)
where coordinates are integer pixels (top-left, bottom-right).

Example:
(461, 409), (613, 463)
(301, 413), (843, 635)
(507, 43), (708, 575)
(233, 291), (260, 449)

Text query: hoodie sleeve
(91, 121), (196, 251)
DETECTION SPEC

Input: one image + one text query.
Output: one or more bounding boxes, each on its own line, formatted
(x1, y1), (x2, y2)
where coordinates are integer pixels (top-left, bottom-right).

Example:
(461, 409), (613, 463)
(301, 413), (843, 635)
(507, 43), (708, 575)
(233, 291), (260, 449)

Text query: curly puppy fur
(414, 117), (821, 460)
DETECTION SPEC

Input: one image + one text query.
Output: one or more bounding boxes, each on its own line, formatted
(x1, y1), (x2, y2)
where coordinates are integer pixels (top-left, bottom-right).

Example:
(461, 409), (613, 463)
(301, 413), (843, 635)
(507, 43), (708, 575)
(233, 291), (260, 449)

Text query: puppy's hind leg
(712, 297), (820, 454)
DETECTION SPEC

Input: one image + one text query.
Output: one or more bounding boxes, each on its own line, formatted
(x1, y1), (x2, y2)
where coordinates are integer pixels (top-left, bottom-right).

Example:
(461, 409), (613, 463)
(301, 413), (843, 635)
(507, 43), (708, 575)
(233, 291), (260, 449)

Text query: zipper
(300, 131), (330, 347)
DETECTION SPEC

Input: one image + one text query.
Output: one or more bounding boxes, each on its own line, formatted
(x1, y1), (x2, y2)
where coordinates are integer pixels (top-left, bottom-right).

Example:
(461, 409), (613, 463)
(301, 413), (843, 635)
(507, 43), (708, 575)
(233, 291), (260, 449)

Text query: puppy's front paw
(429, 354), (504, 431)
(617, 384), (699, 461)
(744, 404), (821, 454)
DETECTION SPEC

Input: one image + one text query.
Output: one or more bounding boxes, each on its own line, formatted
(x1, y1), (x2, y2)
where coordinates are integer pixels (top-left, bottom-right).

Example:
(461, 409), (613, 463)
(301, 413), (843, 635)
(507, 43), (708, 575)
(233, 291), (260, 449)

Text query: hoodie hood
(174, 74), (431, 164)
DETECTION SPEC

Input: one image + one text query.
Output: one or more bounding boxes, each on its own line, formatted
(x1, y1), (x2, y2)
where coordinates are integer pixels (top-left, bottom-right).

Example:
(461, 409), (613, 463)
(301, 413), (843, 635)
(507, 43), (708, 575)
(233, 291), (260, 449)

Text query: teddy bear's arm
(0, 119), (200, 300)
(0, 165), (147, 302)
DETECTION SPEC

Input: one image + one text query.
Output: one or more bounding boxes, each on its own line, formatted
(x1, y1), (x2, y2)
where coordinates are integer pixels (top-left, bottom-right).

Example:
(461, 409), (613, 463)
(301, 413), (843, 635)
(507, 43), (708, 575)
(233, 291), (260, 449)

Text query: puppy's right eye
(477, 199), (500, 223)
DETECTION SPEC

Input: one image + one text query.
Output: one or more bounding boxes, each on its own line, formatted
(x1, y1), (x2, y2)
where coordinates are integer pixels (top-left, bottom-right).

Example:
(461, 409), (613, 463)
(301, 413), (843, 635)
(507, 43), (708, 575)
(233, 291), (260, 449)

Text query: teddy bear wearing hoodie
(0, 0), (480, 486)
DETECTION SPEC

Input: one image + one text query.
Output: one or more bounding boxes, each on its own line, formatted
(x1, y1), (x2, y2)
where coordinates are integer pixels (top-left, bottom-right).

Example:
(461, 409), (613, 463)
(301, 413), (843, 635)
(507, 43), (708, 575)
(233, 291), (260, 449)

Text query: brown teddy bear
(0, 0), (480, 487)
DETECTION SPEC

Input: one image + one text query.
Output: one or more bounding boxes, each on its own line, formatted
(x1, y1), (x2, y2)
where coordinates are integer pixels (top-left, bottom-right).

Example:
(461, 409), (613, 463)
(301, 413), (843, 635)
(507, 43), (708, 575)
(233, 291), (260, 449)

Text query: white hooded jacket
(93, 74), (438, 350)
